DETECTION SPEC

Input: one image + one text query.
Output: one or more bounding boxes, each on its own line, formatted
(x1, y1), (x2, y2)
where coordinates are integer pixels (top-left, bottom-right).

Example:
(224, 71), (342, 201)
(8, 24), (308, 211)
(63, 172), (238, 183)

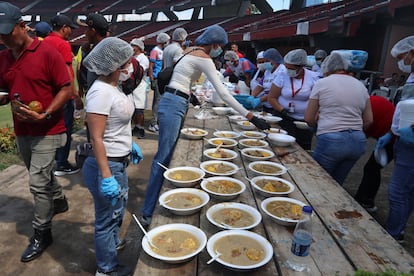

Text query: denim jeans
(142, 92), (189, 217)
(386, 139), (414, 239)
(313, 130), (366, 185)
(150, 80), (161, 125)
(16, 134), (67, 230)
(55, 99), (74, 167)
(82, 157), (129, 273)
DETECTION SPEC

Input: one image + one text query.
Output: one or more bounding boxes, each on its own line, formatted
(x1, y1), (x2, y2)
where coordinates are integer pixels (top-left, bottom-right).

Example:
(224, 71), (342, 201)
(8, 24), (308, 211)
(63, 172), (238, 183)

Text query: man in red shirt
(44, 14), (82, 176)
(0, 2), (72, 262)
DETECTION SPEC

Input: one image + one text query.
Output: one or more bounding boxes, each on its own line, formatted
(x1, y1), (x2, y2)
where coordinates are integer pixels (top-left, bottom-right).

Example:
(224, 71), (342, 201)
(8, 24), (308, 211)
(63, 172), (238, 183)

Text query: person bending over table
(139, 25), (270, 227)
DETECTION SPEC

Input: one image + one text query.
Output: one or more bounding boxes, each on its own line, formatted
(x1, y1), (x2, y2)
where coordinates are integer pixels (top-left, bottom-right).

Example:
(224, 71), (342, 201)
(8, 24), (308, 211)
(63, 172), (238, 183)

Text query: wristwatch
(43, 111), (52, 120)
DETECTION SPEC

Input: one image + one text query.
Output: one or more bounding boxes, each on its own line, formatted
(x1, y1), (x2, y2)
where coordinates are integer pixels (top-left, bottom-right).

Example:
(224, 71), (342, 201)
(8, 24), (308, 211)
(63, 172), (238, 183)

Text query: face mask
(398, 58), (412, 73)
(210, 47), (223, 58)
(263, 62), (273, 71)
(287, 68), (298, 78)
(257, 63), (265, 71)
(119, 63), (133, 82)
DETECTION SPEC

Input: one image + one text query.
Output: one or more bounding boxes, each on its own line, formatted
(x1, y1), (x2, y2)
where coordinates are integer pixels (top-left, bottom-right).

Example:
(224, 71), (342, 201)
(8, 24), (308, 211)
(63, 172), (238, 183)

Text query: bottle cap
(302, 206), (312, 214)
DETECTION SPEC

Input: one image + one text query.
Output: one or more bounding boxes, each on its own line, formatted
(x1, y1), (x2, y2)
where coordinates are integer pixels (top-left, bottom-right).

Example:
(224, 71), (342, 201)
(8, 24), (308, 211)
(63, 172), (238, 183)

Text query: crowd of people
(0, 1), (413, 275)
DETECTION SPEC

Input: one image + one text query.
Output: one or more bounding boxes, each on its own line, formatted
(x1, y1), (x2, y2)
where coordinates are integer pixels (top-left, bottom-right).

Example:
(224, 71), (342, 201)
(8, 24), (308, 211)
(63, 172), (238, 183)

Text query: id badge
(289, 102), (295, 113)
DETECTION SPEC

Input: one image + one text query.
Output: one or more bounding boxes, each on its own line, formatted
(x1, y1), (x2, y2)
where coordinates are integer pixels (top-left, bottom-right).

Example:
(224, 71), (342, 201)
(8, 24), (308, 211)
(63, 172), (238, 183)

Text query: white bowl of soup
(266, 128), (288, 135)
(163, 166), (205, 188)
(142, 223), (207, 264)
(240, 131), (267, 139)
(203, 148), (238, 161)
(267, 133), (296, 147)
(180, 128), (208, 140)
(263, 115), (282, 124)
(213, 130), (241, 139)
(228, 115), (246, 123)
(207, 137), (238, 148)
(200, 177), (246, 200)
(248, 161), (287, 176)
(239, 138), (269, 148)
(212, 106), (232, 115)
(159, 188), (210, 215)
(261, 197), (306, 226)
(206, 230), (273, 270)
(206, 202), (262, 230)
(250, 176), (295, 197)
(237, 121), (256, 130)
(200, 161), (240, 176)
(240, 147), (275, 161)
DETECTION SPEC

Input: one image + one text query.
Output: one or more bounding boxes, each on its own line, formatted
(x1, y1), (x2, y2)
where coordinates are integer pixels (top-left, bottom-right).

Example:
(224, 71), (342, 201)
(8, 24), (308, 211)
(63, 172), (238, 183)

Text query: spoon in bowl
(132, 214), (159, 249)
(207, 249), (222, 264)
(157, 162), (169, 170)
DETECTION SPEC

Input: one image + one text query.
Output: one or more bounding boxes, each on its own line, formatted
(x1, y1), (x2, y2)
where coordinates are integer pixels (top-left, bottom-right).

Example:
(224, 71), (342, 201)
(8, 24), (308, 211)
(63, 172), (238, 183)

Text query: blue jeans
(313, 130), (366, 185)
(82, 157), (129, 273)
(55, 99), (74, 167)
(142, 92), (189, 217)
(386, 139), (414, 239)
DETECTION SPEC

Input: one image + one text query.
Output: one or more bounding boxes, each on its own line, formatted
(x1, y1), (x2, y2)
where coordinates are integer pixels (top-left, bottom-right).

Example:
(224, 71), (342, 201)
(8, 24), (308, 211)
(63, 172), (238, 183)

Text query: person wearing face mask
(375, 35), (414, 243)
(223, 50), (256, 87)
(312, 49), (327, 78)
(268, 49), (319, 150)
(247, 48), (286, 110)
(82, 37), (138, 276)
(250, 51), (265, 92)
(139, 25), (270, 227)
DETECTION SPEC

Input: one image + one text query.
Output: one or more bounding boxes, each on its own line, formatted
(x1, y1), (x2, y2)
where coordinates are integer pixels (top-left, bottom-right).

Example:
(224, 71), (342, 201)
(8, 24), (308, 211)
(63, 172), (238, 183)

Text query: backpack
(121, 57), (144, 95)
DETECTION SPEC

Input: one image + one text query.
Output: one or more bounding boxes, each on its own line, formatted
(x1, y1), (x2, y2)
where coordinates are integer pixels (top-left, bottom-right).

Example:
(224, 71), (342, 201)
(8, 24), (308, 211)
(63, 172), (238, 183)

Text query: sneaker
(137, 128), (145, 139)
(139, 215), (152, 228)
(53, 196), (69, 216)
(116, 239), (127, 251)
(148, 124), (159, 134)
(54, 163), (80, 176)
(95, 264), (132, 276)
(360, 203), (378, 213)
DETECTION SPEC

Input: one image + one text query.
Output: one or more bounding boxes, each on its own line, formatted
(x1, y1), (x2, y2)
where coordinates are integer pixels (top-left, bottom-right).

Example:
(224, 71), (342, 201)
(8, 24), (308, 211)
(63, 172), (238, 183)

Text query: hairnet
(195, 25), (228, 46)
(130, 38), (145, 50)
(156, 32), (170, 43)
(264, 48), (283, 64)
(284, 49), (307, 65)
(172, 27), (187, 41)
(224, 51), (239, 61)
(391, 35), (414, 58)
(83, 37), (133, 76)
(314, 49), (327, 59)
(256, 51), (264, 60)
(401, 83), (414, 101)
(321, 53), (348, 74)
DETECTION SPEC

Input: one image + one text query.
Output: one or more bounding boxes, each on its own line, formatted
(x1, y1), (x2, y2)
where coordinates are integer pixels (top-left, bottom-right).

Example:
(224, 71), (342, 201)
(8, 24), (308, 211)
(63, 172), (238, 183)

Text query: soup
(205, 179), (241, 194)
(211, 139), (235, 146)
(213, 235), (265, 265)
(212, 208), (254, 228)
(204, 163), (235, 174)
(168, 170), (200, 181)
(244, 132), (262, 138)
(184, 128), (206, 136)
(165, 193), (202, 209)
(265, 201), (302, 220)
(252, 163), (282, 174)
(207, 149), (234, 159)
(256, 179), (290, 192)
(241, 140), (265, 147)
(152, 230), (199, 257)
(245, 150), (271, 158)
(242, 121), (253, 126)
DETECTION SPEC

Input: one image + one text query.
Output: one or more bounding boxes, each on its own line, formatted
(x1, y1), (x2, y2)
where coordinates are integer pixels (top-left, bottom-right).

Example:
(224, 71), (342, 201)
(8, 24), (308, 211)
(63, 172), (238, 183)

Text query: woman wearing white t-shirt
(268, 49), (319, 150)
(304, 53), (373, 185)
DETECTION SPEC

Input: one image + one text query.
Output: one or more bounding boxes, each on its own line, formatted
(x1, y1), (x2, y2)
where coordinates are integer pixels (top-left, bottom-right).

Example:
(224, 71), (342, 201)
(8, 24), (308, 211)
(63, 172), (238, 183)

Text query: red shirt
(0, 38), (71, 136)
(43, 32), (74, 78)
(365, 96), (395, 139)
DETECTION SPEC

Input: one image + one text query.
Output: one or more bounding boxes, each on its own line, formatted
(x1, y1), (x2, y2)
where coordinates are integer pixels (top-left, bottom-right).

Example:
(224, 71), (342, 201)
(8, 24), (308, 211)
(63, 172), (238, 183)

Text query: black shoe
(21, 229), (53, 262)
(116, 239), (126, 251)
(360, 203), (378, 213)
(95, 264), (132, 276)
(137, 128), (145, 139)
(53, 196), (69, 216)
(54, 163), (80, 176)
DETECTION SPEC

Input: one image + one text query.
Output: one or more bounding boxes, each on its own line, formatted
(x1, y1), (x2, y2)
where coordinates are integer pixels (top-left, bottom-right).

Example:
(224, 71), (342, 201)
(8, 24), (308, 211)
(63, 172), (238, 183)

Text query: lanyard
(290, 75), (304, 98)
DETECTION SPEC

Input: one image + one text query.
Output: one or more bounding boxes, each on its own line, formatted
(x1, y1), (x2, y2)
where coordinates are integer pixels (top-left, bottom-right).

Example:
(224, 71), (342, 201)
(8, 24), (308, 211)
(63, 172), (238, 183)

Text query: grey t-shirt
(162, 42), (183, 68)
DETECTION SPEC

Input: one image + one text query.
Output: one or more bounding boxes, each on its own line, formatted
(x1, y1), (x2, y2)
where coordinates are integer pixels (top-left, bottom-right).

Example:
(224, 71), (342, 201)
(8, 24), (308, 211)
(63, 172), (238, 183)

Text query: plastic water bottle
(286, 205), (313, 273)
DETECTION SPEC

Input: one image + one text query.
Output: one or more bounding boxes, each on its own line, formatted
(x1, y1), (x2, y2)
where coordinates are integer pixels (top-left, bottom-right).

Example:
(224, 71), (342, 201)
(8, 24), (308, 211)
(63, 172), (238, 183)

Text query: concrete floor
(0, 125), (412, 275)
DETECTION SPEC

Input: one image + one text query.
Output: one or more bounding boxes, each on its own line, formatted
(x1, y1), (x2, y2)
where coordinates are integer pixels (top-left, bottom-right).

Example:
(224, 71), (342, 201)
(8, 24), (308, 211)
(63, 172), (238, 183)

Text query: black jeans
(354, 141), (394, 206)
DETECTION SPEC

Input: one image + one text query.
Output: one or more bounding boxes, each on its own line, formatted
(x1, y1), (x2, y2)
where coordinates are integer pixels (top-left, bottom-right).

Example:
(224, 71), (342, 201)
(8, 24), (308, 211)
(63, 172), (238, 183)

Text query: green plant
(0, 127), (16, 153)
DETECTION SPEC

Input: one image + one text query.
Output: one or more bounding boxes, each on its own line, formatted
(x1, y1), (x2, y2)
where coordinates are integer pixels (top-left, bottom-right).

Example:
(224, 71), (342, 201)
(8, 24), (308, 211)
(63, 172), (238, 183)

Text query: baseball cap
(130, 38), (145, 50)
(77, 13), (109, 32)
(0, 2), (22, 35)
(50, 14), (78, 29)
(34, 21), (52, 34)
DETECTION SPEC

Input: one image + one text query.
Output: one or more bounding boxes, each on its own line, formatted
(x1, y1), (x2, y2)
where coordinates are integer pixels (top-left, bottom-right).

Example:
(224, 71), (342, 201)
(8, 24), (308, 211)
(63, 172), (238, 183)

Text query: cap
(195, 25), (228, 46)
(0, 2), (22, 35)
(256, 51), (264, 60)
(263, 48), (283, 64)
(34, 21), (52, 34)
(156, 32), (170, 44)
(77, 13), (109, 32)
(172, 27), (187, 41)
(130, 38), (145, 50)
(51, 14), (78, 29)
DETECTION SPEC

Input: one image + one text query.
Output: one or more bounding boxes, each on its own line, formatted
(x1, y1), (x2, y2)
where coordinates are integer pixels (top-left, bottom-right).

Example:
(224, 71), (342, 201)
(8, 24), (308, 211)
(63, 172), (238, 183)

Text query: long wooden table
(134, 107), (414, 275)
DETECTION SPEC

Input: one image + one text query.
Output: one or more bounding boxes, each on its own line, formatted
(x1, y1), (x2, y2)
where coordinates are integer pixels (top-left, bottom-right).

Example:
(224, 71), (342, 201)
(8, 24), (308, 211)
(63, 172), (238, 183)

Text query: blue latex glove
(247, 96), (261, 109)
(100, 176), (119, 206)
(399, 126), (414, 145)
(131, 142), (143, 164)
(375, 132), (392, 150)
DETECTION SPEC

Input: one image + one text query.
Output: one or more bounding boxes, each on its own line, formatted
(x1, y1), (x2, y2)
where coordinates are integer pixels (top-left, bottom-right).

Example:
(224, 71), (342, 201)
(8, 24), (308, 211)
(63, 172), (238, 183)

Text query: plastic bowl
(213, 130), (241, 139)
(142, 223), (207, 263)
(267, 128), (288, 135)
(159, 188), (210, 215)
(237, 121), (256, 130)
(206, 202), (262, 230)
(261, 197), (306, 226)
(240, 147), (275, 161)
(250, 176), (295, 197)
(163, 166), (205, 187)
(207, 137), (238, 148)
(248, 161), (288, 176)
(203, 148), (238, 161)
(294, 121), (311, 130)
(267, 133), (296, 147)
(212, 107), (232, 115)
(240, 131), (267, 139)
(263, 115), (282, 124)
(239, 138), (269, 148)
(200, 176), (246, 200)
(180, 128), (208, 140)
(228, 115), (247, 123)
(200, 160), (240, 176)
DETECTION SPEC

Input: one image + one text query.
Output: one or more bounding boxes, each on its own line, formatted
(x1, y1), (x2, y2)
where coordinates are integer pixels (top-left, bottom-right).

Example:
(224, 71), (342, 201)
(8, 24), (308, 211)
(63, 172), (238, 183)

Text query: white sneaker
(148, 124), (159, 134)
